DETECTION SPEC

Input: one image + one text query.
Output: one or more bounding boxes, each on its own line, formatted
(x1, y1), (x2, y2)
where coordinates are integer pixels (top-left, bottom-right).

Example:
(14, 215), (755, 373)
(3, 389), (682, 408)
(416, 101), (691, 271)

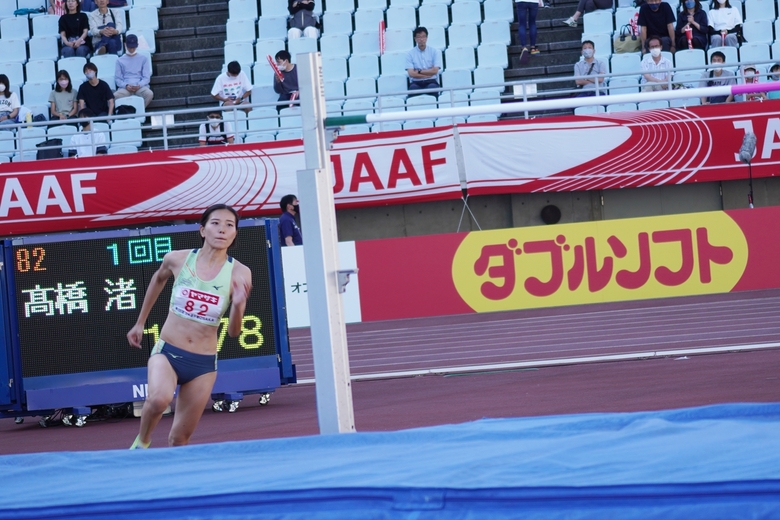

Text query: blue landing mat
(1, 403), (780, 519)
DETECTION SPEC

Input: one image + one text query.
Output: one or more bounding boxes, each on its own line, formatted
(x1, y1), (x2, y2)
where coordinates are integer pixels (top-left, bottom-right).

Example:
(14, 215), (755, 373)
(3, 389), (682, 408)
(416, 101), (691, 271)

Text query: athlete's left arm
(228, 263), (252, 337)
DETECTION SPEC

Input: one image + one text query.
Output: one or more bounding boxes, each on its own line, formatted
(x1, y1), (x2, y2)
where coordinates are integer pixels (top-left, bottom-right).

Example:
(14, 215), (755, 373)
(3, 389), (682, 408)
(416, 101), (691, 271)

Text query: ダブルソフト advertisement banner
(355, 206), (780, 322)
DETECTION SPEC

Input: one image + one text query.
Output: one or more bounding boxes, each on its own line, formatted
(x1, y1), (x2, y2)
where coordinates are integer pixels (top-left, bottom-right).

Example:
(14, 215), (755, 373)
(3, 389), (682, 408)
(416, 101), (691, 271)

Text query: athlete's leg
(168, 371), (217, 446)
(136, 354), (177, 446)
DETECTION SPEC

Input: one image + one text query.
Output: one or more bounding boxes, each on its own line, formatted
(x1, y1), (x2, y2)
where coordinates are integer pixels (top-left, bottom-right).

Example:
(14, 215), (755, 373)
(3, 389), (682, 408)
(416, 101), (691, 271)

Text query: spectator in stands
(59, 0), (91, 59)
(211, 61), (252, 113)
(49, 0), (65, 15)
(288, 0), (319, 40)
(78, 62), (114, 117)
(405, 27), (441, 94)
(82, 0), (97, 10)
(273, 50), (300, 104)
(675, 0), (708, 51)
(49, 70), (79, 120)
(707, 0), (742, 49)
(0, 75), (20, 126)
(574, 40), (607, 96)
(767, 64), (780, 100)
(279, 194), (302, 247)
(114, 34), (154, 108)
(562, 0), (611, 28)
(638, 0), (676, 54)
(640, 36), (673, 92)
(699, 50), (734, 104)
(199, 109), (235, 146)
(516, 0), (544, 59)
(740, 66), (767, 102)
(88, 0), (124, 55)
(69, 108), (107, 157)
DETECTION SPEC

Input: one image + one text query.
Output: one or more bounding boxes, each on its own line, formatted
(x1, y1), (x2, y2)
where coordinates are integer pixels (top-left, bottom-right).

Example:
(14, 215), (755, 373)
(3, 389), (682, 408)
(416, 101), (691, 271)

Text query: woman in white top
(708, 0), (742, 48)
(0, 75), (20, 126)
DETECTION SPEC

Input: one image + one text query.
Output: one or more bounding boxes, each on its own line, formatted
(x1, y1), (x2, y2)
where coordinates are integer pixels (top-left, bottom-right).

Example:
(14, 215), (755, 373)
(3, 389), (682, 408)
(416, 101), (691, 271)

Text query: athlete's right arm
(127, 251), (180, 348)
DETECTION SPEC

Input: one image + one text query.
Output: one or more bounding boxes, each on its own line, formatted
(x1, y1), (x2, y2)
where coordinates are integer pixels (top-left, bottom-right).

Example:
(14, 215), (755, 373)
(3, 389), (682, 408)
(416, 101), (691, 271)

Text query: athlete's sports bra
(169, 249), (234, 326)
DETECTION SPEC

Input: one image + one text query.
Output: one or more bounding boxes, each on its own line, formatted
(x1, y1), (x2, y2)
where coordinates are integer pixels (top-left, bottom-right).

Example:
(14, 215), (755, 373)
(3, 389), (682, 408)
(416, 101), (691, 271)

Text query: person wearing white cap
(114, 33), (154, 108)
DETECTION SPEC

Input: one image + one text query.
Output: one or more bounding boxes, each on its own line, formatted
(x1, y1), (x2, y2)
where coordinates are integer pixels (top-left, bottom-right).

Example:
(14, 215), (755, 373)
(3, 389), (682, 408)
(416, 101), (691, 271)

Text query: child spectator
(198, 109), (235, 146)
(767, 64), (780, 100)
(59, 0), (91, 58)
(0, 75), (20, 126)
(288, 0), (319, 39)
(49, 71), (79, 121)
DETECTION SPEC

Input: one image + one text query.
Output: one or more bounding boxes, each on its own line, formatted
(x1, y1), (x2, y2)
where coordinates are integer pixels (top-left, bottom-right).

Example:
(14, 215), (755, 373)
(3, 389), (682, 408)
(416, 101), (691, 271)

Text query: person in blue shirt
(280, 194), (302, 246)
(405, 27), (441, 96)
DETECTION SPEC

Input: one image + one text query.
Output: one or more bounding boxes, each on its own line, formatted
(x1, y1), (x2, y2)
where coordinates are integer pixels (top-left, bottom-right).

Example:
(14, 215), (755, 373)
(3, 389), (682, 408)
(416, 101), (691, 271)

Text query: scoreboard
(0, 219), (294, 413)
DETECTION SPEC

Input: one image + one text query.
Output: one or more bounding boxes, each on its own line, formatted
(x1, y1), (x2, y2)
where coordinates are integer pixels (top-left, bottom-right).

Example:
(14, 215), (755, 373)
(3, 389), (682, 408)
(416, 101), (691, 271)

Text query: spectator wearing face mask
(640, 36), (673, 92)
(767, 64), (780, 100)
(0, 75), (19, 125)
(279, 194), (302, 247)
(114, 34), (153, 108)
(740, 66), (767, 103)
(708, 0), (742, 48)
(638, 0), (676, 54)
(49, 70), (79, 120)
(69, 108), (108, 157)
(211, 61), (252, 113)
(198, 109), (235, 146)
(675, 0), (707, 51)
(78, 62), (115, 117)
(699, 51), (735, 104)
(573, 40), (607, 97)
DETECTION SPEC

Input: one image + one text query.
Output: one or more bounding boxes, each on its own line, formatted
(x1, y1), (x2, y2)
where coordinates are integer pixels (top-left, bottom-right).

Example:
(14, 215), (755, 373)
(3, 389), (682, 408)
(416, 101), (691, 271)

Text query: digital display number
(16, 247), (46, 272)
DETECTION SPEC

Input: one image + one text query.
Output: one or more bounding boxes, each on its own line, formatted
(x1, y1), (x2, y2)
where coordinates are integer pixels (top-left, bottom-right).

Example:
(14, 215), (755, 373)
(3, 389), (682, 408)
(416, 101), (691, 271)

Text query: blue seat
(673, 49), (705, 70)
(574, 105), (605, 115)
(345, 77), (377, 97)
(479, 20), (511, 45)
(322, 57), (348, 82)
(226, 19), (256, 44)
(610, 53), (642, 79)
(469, 90), (500, 106)
(427, 25), (447, 50)
(0, 39), (27, 64)
(418, 3), (450, 28)
(32, 15), (61, 38)
(22, 81), (53, 107)
(357, 0), (388, 10)
(483, 0), (514, 22)
(377, 74), (408, 94)
(348, 54), (380, 79)
(324, 80), (345, 98)
(354, 9), (385, 33)
(451, 1), (482, 25)
(403, 119), (434, 130)
(351, 31), (381, 56)
(583, 10), (614, 35)
(255, 39), (285, 63)
(608, 77), (639, 95)
(319, 34), (351, 58)
(110, 119), (143, 148)
(741, 20), (773, 45)
(473, 66), (505, 90)
(323, 11), (354, 35)
(606, 102), (637, 112)
(129, 6), (160, 31)
(739, 43), (771, 66)
(384, 29), (412, 53)
(386, 6), (417, 30)
(381, 52), (409, 76)
(445, 47), (476, 71)
(257, 17), (288, 42)
(1, 17), (30, 41)
(288, 37), (318, 62)
(279, 107), (302, 129)
(477, 43), (508, 69)
(406, 94), (437, 111)
(441, 69), (472, 89)
(260, 0), (289, 18)
(224, 42), (255, 66)
(0, 62), (23, 91)
(326, 0), (356, 13)
(448, 24), (479, 48)
(673, 71), (703, 89)
(744, 0), (775, 22)
(668, 97), (700, 108)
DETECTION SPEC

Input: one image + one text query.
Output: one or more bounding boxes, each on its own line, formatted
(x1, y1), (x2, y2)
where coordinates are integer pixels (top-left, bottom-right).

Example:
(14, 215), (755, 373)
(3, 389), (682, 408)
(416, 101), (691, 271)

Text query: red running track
(1, 290), (779, 455)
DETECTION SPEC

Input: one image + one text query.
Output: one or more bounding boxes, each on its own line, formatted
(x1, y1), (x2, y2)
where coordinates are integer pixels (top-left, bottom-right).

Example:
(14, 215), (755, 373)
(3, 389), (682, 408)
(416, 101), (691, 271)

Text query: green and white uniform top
(169, 249), (234, 326)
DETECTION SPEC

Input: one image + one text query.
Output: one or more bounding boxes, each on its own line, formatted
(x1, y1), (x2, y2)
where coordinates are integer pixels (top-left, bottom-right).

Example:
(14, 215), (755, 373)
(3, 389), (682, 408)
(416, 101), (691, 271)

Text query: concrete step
(158, 34), (225, 53)
(154, 58), (223, 76)
(160, 12), (228, 30)
(153, 81), (213, 99)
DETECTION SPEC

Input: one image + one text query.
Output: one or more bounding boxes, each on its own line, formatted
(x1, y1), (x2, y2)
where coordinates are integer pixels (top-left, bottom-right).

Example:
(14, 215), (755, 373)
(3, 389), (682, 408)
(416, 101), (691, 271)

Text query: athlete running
(127, 204), (252, 448)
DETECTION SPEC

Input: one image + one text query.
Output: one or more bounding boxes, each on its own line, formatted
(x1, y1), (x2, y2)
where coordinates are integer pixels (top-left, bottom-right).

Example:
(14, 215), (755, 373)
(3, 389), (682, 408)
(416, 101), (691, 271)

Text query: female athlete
(127, 204), (252, 448)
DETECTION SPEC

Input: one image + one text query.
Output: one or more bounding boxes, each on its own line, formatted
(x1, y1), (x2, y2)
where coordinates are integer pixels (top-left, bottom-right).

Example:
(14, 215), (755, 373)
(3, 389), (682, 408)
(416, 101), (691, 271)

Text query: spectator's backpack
(114, 105), (137, 116)
(205, 122), (228, 145)
(36, 139), (63, 160)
